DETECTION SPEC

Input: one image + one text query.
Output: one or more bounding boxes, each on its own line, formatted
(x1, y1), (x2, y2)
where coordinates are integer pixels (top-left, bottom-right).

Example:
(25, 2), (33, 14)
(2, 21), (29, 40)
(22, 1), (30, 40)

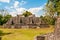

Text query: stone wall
(3, 15), (49, 28)
(35, 33), (54, 40)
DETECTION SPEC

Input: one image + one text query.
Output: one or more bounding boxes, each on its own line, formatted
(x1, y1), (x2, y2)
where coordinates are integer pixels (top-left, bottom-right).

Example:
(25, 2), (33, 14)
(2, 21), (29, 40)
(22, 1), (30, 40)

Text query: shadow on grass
(0, 30), (12, 40)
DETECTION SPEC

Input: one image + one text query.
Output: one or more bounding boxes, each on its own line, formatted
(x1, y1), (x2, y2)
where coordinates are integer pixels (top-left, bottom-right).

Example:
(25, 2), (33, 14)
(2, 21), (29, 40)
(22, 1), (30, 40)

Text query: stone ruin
(36, 17), (60, 40)
(3, 14), (49, 28)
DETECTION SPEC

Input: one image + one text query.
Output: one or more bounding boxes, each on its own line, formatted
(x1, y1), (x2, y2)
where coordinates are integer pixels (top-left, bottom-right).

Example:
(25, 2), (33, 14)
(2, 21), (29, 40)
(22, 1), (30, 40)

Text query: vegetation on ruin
(23, 11), (32, 17)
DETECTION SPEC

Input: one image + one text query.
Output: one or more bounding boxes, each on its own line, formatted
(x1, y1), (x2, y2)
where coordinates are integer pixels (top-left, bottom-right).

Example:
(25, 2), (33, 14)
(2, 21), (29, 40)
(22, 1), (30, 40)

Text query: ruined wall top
(17, 15), (24, 17)
(28, 14), (35, 17)
(17, 14), (35, 17)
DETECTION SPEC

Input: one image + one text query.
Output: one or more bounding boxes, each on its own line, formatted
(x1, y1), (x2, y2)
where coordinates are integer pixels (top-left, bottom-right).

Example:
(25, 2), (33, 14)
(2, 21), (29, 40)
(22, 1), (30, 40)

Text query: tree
(44, 16), (55, 25)
(0, 14), (3, 25)
(0, 9), (9, 16)
(42, 0), (60, 25)
(44, 1), (56, 18)
(0, 9), (12, 25)
(40, 16), (43, 18)
(47, 0), (60, 16)
(40, 15), (55, 25)
(3, 14), (12, 23)
(0, 14), (12, 25)
(23, 11), (32, 17)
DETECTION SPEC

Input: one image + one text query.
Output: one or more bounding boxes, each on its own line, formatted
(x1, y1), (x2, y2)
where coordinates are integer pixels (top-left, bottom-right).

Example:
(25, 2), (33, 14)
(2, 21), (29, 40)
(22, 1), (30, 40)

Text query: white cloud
(0, 0), (10, 3)
(11, 0), (27, 9)
(9, 8), (26, 16)
(28, 7), (43, 14)
(14, 1), (19, 8)
(5, 2), (45, 17)
(16, 8), (27, 14)
(5, 6), (10, 10)
(20, 0), (27, 6)
(9, 12), (17, 17)
(9, 7), (43, 17)
(10, 6), (13, 8)
(9, 0), (27, 16)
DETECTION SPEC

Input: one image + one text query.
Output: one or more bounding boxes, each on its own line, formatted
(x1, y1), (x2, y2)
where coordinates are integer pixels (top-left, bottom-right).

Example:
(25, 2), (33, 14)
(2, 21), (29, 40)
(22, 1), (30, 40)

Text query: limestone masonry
(3, 15), (49, 28)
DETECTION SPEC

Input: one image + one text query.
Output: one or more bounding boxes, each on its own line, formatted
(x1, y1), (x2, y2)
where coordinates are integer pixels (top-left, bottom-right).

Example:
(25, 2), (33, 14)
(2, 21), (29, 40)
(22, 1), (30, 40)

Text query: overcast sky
(0, 0), (47, 17)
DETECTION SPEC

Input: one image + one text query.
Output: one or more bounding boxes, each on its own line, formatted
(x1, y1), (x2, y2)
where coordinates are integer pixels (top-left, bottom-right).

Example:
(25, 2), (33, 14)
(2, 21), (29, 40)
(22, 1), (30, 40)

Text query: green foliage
(47, 0), (60, 16)
(40, 16), (43, 18)
(44, 16), (55, 25)
(0, 14), (12, 25)
(45, 1), (56, 18)
(40, 16), (56, 25)
(43, 0), (60, 25)
(0, 14), (3, 25)
(3, 14), (12, 23)
(0, 9), (12, 25)
(23, 11), (32, 17)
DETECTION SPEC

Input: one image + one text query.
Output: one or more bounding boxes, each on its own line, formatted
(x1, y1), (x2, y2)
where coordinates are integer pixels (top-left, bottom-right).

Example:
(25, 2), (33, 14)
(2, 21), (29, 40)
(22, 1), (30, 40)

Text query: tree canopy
(23, 11), (32, 17)
(47, 0), (60, 16)
(0, 9), (12, 25)
(41, 0), (60, 25)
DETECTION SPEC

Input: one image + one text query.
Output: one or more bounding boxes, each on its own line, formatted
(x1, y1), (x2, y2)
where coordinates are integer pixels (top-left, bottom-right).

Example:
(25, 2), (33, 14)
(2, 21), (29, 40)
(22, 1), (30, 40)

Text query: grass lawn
(0, 26), (54, 40)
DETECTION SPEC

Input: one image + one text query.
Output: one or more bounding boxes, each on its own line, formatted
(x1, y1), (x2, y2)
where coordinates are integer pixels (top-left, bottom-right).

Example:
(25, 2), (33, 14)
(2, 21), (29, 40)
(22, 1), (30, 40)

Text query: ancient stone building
(3, 14), (49, 28)
(36, 17), (60, 40)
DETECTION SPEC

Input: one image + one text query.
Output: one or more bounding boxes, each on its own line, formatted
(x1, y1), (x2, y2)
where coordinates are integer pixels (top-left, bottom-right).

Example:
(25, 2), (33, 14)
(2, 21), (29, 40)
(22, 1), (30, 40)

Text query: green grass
(0, 27), (54, 40)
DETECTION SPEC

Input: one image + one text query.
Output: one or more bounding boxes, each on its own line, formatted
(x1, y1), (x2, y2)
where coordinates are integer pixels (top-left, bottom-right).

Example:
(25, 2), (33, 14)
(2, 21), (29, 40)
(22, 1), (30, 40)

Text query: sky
(0, 0), (47, 17)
